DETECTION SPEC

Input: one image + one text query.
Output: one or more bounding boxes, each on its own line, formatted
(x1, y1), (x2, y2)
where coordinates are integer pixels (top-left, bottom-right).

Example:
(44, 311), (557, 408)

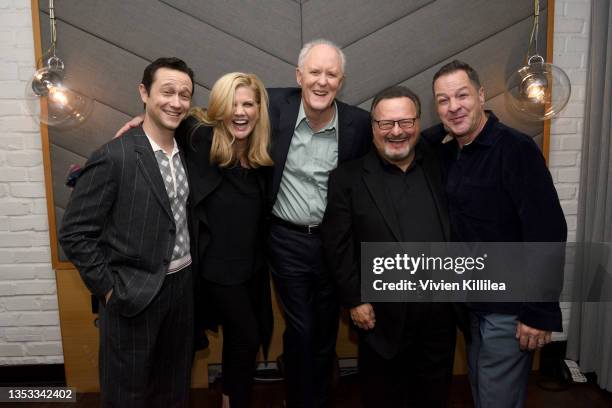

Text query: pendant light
(505, 0), (571, 121)
(23, 0), (93, 128)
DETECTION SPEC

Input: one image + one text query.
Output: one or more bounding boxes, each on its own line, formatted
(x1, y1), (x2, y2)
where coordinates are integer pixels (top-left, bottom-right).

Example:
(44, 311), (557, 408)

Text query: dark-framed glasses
(372, 118), (418, 130)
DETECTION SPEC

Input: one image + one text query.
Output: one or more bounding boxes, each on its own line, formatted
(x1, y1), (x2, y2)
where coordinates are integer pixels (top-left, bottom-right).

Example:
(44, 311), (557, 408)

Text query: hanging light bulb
(30, 56), (64, 97)
(520, 59), (548, 103)
(505, 0), (571, 121)
(24, 59), (94, 128)
(22, 0), (93, 128)
(506, 54), (571, 120)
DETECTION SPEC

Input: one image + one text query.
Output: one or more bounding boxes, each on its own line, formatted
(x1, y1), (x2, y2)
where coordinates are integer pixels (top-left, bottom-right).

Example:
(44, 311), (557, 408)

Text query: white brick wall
(549, 0), (591, 341)
(0, 0), (63, 365)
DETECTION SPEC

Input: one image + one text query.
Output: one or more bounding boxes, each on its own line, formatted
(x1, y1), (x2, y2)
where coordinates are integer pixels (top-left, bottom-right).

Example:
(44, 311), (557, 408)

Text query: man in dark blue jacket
(427, 60), (566, 408)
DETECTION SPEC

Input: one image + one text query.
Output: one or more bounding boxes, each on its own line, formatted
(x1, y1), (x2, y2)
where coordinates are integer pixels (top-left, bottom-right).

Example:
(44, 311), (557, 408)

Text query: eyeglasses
(372, 118), (418, 130)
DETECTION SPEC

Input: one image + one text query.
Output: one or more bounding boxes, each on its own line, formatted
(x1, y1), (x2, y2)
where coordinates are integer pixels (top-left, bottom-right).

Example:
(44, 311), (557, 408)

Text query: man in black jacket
(428, 60), (566, 408)
(266, 39), (372, 407)
(321, 86), (458, 407)
(60, 58), (195, 407)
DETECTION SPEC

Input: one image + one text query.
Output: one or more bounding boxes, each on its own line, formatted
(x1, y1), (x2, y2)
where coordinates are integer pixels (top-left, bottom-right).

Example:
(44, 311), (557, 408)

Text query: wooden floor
(7, 372), (612, 407)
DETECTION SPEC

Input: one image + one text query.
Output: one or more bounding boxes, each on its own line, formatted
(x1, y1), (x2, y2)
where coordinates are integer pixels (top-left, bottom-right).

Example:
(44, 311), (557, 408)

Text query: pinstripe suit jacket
(59, 126), (184, 317)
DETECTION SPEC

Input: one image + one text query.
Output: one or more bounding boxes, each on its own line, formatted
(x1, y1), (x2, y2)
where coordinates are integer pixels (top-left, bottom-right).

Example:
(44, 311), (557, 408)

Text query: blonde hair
(190, 72), (273, 168)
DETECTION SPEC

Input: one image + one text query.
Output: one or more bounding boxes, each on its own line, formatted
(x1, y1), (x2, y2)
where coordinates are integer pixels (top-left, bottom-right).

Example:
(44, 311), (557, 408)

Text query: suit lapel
(337, 101), (356, 164)
(132, 129), (173, 219)
(183, 128), (222, 211)
(271, 92), (301, 197)
(191, 158), (222, 209)
(362, 150), (402, 241)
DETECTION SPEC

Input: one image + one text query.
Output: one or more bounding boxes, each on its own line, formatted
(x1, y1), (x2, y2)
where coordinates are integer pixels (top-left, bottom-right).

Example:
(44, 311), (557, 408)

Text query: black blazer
(321, 143), (467, 358)
(267, 88), (373, 205)
(59, 127), (181, 317)
(176, 117), (273, 351)
(176, 117), (269, 285)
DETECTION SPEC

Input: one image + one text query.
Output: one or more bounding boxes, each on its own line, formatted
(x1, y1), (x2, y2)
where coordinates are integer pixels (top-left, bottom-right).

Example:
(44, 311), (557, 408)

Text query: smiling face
(139, 67), (192, 133)
(433, 70), (487, 146)
(296, 44), (344, 119)
(223, 85), (259, 143)
(372, 97), (420, 170)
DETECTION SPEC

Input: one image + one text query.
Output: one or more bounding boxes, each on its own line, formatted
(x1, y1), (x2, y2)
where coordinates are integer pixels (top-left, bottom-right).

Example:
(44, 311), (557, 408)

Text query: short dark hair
(432, 60), (481, 92)
(370, 85), (421, 118)
(141, 57), (195, 96)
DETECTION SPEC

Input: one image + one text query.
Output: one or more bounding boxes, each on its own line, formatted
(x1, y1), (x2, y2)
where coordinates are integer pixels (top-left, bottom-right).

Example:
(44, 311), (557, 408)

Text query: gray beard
(383, 143), (412, 163)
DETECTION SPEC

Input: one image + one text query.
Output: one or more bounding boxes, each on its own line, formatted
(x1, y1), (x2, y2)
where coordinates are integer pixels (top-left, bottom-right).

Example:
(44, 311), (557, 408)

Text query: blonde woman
(177, 72), (273, 408)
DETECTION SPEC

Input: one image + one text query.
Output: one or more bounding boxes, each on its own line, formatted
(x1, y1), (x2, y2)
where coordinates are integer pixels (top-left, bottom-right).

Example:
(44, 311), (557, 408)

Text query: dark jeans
(206, 280), (260, 408)
(268, 223), (339, 408)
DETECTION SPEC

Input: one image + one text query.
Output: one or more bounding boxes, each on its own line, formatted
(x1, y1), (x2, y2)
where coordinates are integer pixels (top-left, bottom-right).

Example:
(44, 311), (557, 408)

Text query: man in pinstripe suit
(60, 57), (195, 408)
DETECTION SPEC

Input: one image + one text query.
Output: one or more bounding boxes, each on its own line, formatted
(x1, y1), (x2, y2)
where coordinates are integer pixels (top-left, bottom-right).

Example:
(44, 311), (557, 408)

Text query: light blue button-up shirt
(272, 101), (339, 225)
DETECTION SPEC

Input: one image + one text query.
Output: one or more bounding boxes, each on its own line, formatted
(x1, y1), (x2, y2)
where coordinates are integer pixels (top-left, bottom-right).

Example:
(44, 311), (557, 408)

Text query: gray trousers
(468, 312), (533, 408)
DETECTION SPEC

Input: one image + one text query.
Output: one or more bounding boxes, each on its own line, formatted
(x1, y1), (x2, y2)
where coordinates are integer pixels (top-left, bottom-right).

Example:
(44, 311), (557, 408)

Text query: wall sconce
(505, 0), (570, 121)
(23, 0), (93, 128)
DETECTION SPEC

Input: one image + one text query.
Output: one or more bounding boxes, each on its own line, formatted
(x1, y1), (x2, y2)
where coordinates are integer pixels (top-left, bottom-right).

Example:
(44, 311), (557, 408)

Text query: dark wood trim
(543, 0), (556, 165)
(30, 0), (72, 270)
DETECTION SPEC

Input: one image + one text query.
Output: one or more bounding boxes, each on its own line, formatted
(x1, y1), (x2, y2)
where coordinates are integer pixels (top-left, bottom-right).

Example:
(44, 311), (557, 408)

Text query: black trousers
(98, 267), (194, 408)
(268, 224), (339, 408)
(359, 303), (456, 408)
(206, 280), (260, 408)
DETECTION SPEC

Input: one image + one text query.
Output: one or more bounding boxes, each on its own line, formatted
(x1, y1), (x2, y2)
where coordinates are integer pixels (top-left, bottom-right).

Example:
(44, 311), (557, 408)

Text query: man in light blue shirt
(272, 100), (339, 225)
(267, 39), (372, 407)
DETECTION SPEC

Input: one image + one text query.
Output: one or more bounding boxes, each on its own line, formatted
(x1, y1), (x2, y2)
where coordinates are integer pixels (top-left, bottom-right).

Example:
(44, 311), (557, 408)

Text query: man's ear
(138, 84), (148, 105)
(478, 86), (485, 106)
(295, 67), (303, 87)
